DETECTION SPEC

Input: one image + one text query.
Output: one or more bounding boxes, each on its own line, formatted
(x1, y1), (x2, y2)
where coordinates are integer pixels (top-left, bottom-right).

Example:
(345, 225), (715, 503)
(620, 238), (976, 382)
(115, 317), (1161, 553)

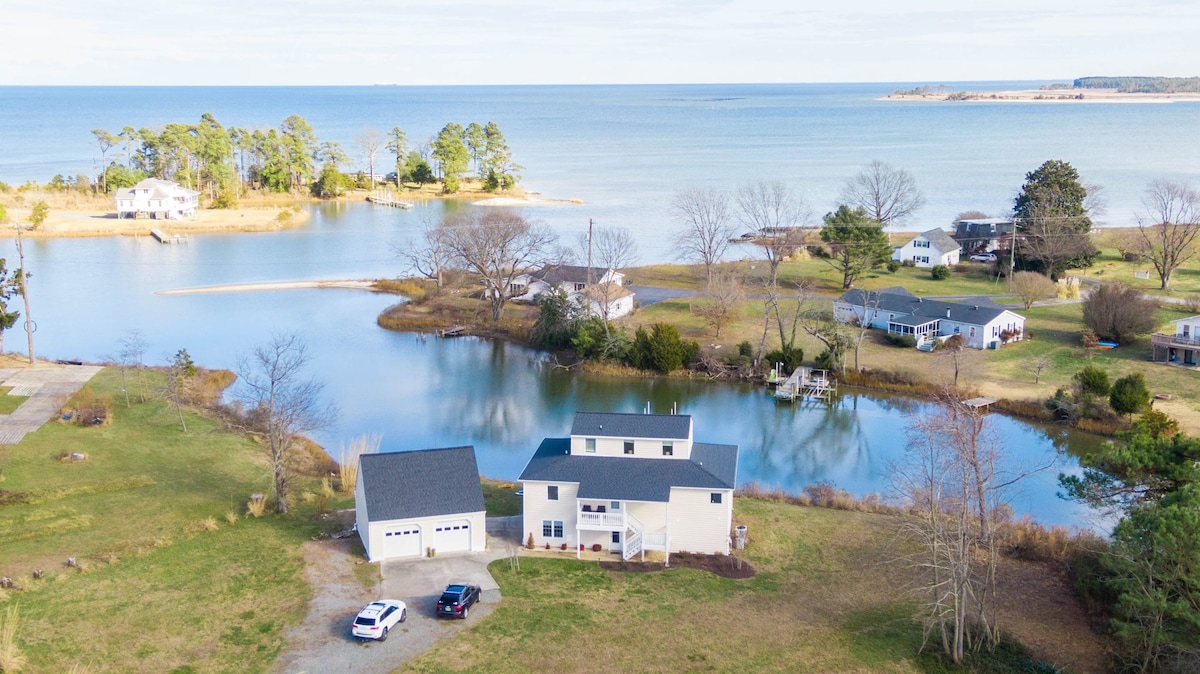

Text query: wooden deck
(438, 325), (467, 338)
(149, 228), (187, 244)
(774, 366), (836, 403)
(366, 193), (414, 209)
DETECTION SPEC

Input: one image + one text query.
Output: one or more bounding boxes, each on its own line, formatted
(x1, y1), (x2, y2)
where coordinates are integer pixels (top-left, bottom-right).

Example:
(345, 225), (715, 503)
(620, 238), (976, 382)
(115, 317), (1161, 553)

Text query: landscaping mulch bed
(600, 552), (755, 579)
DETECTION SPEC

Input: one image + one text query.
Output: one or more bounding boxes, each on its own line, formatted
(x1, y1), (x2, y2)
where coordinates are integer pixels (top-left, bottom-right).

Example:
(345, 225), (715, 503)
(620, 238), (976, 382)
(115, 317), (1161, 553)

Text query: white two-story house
(114, 178), (200, 220)
(1152, 315), (1200, 367)
(510, 265), (635, 320)
(892, 228), (961, 268)
(519, 412), (738, 564)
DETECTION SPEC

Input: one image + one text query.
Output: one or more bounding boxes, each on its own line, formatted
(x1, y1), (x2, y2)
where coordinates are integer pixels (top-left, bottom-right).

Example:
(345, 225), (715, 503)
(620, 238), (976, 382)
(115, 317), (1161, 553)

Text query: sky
(2, 1), (1198, 85)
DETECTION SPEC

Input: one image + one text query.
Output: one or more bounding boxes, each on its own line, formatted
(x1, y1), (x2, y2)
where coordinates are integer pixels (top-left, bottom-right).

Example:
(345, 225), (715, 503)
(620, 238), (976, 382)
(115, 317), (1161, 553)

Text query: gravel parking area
(274, 517), (521, 674)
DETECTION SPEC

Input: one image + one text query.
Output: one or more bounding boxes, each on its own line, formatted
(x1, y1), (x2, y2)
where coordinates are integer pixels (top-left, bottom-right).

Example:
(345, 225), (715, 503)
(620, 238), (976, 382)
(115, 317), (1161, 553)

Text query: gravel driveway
(274, 517), (521, 674)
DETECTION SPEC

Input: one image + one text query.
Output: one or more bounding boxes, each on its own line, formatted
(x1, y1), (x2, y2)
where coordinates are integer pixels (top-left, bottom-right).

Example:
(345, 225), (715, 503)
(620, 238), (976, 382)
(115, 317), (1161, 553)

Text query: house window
(553, 521), (564, 537)
(612, 531), (621, 544)
(610, 501), (620, 511)
(547, 485), (558, 501)
(1184, 325), (1191, 338)
(543, 520), (564, 538)
(585, 438), (596, 453)
(574, 282), (586, 291)
(624, 441), (634, 455)
(711, 493), (723, 504)
(969, 327), (976, 338)
(914, 239), (930, 248)
(662, 441), (673, 456)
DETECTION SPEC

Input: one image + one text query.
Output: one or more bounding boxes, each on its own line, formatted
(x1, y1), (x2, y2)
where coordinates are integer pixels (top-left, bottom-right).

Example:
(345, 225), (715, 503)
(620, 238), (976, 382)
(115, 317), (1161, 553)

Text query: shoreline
(879, 88), (1200, 103)
(156, 279), (377, 295)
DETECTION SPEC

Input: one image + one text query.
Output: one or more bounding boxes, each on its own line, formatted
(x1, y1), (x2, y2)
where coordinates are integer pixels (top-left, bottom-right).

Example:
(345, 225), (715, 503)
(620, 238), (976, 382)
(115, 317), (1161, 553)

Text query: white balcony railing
(1153, 332), (1200, 348)
(578, 510), (625, 529)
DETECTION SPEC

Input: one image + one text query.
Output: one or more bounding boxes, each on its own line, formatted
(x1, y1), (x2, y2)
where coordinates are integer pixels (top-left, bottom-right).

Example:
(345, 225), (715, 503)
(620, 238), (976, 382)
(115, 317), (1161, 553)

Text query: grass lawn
(481, 477), (523, 516)
(0, 367), (331, 673)
(0, 386), (27, 414)
(400, 499), (1105, 673)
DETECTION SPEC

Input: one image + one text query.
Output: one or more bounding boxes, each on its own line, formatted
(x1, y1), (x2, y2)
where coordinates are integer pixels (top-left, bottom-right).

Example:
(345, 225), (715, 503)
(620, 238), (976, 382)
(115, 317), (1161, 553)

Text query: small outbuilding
(355, 446), (487, 562)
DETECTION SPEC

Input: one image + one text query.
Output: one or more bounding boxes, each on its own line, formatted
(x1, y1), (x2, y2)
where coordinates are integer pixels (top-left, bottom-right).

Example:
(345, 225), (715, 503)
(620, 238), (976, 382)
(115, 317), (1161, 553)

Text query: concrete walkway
(0, 364), (103, 444)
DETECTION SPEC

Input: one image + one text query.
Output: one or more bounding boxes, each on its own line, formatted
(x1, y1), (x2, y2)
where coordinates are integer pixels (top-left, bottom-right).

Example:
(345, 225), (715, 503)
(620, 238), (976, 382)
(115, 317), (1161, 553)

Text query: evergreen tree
(818, 204), (891, 289)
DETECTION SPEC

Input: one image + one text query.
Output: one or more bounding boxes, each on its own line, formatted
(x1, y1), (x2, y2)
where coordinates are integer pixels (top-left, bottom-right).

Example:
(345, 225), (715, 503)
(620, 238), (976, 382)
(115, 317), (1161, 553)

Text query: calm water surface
(11, 202), (1105, 530)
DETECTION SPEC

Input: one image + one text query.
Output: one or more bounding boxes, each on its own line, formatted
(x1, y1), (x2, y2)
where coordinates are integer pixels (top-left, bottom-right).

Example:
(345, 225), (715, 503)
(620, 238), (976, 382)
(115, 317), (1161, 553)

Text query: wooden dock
(437, 326), (467, 338)
(774, 366), (836, 403)
(149, 228), (187, 244)
(366, 193), (414, 209)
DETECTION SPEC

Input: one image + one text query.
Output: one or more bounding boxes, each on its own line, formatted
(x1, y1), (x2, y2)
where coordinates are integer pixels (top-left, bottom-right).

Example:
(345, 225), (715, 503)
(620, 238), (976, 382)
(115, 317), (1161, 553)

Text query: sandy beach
(880, 88), (1200, 103)
(0, 204), (310, 238)
(155, 279), (376, 295)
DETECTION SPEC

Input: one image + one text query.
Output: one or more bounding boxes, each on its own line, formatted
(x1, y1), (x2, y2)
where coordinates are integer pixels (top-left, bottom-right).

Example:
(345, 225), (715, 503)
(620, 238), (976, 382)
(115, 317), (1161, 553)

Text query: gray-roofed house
(355, 446), (487, 562)
(953, 218), (1015, 255)
(509, 265), (635, 319)
(114, 178), (200, 220)
(834, 286), (1025, 350)
(519, 412), (738, 563)
(892, 228), (961, 268)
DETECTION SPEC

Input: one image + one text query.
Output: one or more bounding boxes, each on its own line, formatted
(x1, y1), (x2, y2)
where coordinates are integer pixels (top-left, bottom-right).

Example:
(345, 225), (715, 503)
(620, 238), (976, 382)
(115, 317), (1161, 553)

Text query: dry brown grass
(337, 434), (380, 495)
(0, 603), (27, 673)
(245, 495), (267, 518)
(224, 512), (238, 525)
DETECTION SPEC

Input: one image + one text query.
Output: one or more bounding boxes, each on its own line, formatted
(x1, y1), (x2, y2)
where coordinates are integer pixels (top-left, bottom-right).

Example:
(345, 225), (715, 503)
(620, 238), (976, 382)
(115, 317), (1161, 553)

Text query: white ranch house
(893, 228), (961, 268)
(834, 286), (1025, 350)
(114, 178), (200, 220)
(511, 265), (635, 319)
(1152, 315), (1200, 367)
(519, 412), (738, 563)
(355, 446), (487, 562)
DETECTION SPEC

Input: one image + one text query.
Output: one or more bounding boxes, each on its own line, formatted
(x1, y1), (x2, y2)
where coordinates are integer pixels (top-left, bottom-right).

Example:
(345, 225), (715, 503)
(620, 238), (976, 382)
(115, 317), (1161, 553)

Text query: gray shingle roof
(837, 287), (1016, 326)
(571, 412), (691, 440)
(534, 265), (613, 285)
(919, 228), (959, 254)
(518, 438), (738, 502)
(359, 446), (485, 522)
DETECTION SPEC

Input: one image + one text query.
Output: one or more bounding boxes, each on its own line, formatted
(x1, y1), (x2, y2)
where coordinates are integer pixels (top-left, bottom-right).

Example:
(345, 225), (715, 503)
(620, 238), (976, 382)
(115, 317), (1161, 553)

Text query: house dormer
(568, 411), (694, 459)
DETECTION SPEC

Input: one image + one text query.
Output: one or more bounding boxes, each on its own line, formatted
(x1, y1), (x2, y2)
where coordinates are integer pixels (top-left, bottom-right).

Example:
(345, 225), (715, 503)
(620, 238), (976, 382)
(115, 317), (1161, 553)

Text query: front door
(609, 530), (621, 552)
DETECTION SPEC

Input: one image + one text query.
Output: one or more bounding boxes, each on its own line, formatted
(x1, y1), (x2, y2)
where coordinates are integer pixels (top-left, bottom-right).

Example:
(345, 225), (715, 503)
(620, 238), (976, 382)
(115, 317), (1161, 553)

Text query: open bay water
(1, 82), (1172, 529)
(3, 83), (1199, 261)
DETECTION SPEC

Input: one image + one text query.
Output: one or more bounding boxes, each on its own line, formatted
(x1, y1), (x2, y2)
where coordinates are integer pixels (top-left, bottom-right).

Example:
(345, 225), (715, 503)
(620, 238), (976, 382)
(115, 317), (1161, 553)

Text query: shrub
(246, 494), (267, 518)
(0, 603), (27, 674)
(1109, 373), (1150, 416)
(737, 341), (754, 359)
(764, 346), (803, 372)
(930, 264), (951, 280)
(224, 512), (239, 525)
(628, 323), (697, 373)
(901, 259), (916, 268)
(1074, 365), (1111, 398)
(1081, 282), (1157, 343)
(886, 260), (901, 273)
(883, 333), (917, 348)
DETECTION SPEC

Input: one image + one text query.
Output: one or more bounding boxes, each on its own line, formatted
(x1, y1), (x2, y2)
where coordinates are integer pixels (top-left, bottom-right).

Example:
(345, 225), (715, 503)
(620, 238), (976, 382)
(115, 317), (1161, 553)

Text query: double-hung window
(585, 438), (596, 453)
(623, 441), (634, 455)
(542, 520), (565, 538)
(547, 485), (558, 501)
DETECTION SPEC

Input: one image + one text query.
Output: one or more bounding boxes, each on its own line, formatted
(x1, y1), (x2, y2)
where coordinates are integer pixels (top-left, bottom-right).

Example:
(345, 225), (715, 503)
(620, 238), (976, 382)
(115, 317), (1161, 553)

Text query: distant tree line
(1073, 76), (1200, 94)
(89, 115), (521, 205)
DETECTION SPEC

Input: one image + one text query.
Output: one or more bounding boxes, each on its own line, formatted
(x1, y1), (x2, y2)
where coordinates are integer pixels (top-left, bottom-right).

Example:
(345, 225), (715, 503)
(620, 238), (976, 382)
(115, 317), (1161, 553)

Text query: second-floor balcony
(577, 508), (625, 530)
(1152, 333), (1200, 348)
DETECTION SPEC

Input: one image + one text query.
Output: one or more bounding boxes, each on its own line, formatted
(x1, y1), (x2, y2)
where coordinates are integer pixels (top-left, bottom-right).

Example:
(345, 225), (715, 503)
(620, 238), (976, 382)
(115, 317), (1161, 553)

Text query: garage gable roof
(359, 446), (485, 522)
(519, 437), (738, 502)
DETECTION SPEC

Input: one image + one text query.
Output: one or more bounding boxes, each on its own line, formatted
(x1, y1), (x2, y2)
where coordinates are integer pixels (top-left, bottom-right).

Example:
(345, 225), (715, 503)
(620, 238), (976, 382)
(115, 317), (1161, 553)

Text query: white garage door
(433, 520), (472, 553)
(381, 524), (422, 558)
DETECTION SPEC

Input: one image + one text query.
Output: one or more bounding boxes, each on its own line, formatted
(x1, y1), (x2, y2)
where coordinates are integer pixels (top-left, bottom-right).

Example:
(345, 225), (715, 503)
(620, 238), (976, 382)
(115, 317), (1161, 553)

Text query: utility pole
(586, 219), (594, 287)
(14, 223), (34, 365)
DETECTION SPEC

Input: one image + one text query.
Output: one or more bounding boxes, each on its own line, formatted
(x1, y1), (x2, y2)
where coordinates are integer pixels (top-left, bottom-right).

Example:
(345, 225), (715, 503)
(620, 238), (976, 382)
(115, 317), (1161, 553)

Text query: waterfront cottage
(510, 264), (635, 319)
(355, 446), (487, 562)
(834, 286), (1025, 350)
(519, 412), (738, 563)
(1151, 315), (1200, 367)
(892, 228), (961, 267)
(114, 178), (200, 220)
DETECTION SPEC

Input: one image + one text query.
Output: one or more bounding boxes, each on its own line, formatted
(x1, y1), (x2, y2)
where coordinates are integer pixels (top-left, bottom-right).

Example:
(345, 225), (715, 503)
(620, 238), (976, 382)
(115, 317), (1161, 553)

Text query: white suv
(969, 253), (997, 262)
(351, 600), (407, 641)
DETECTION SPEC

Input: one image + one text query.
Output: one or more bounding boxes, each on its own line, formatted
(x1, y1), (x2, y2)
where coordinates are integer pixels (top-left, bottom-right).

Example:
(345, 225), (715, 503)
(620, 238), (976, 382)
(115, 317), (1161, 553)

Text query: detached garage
(355, 446), (487, 562)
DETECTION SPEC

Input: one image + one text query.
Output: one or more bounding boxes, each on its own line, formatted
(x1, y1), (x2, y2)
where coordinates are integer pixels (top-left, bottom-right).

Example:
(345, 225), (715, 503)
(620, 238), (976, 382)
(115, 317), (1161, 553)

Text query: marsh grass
(0, 603), (27, 673)
(336, 434), (380, 495)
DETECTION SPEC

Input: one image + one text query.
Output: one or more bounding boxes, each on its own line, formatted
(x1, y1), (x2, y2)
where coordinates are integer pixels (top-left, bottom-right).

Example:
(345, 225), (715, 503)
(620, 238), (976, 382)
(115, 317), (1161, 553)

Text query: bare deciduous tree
(672, 188), (736, 283)
(1134, 179), (1200, 290)
(1015, 205), (1097, 280)
(578, 224), (639, 326)
(236, 333), (338, 515)
(1007, 271), (1056, 310)
(394, 217), (453, 291)
(848, 290), (883, 372)
(693, 267), (744, 338)
(939, 334), (968, 388)
(893, 396), (1050, 664)
(119, 329), (149, 404)
(356, 127), (384, 189)
(439, 209), (557, 320)
(734, 181), (811, 286)
(840, 160), (926, 239)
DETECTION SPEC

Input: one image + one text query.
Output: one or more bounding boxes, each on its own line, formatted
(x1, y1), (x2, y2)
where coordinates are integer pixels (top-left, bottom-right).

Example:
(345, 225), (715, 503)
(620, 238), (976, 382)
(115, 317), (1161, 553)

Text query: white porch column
(575, 496), (581, 560)
(664, 500), (671, 567)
